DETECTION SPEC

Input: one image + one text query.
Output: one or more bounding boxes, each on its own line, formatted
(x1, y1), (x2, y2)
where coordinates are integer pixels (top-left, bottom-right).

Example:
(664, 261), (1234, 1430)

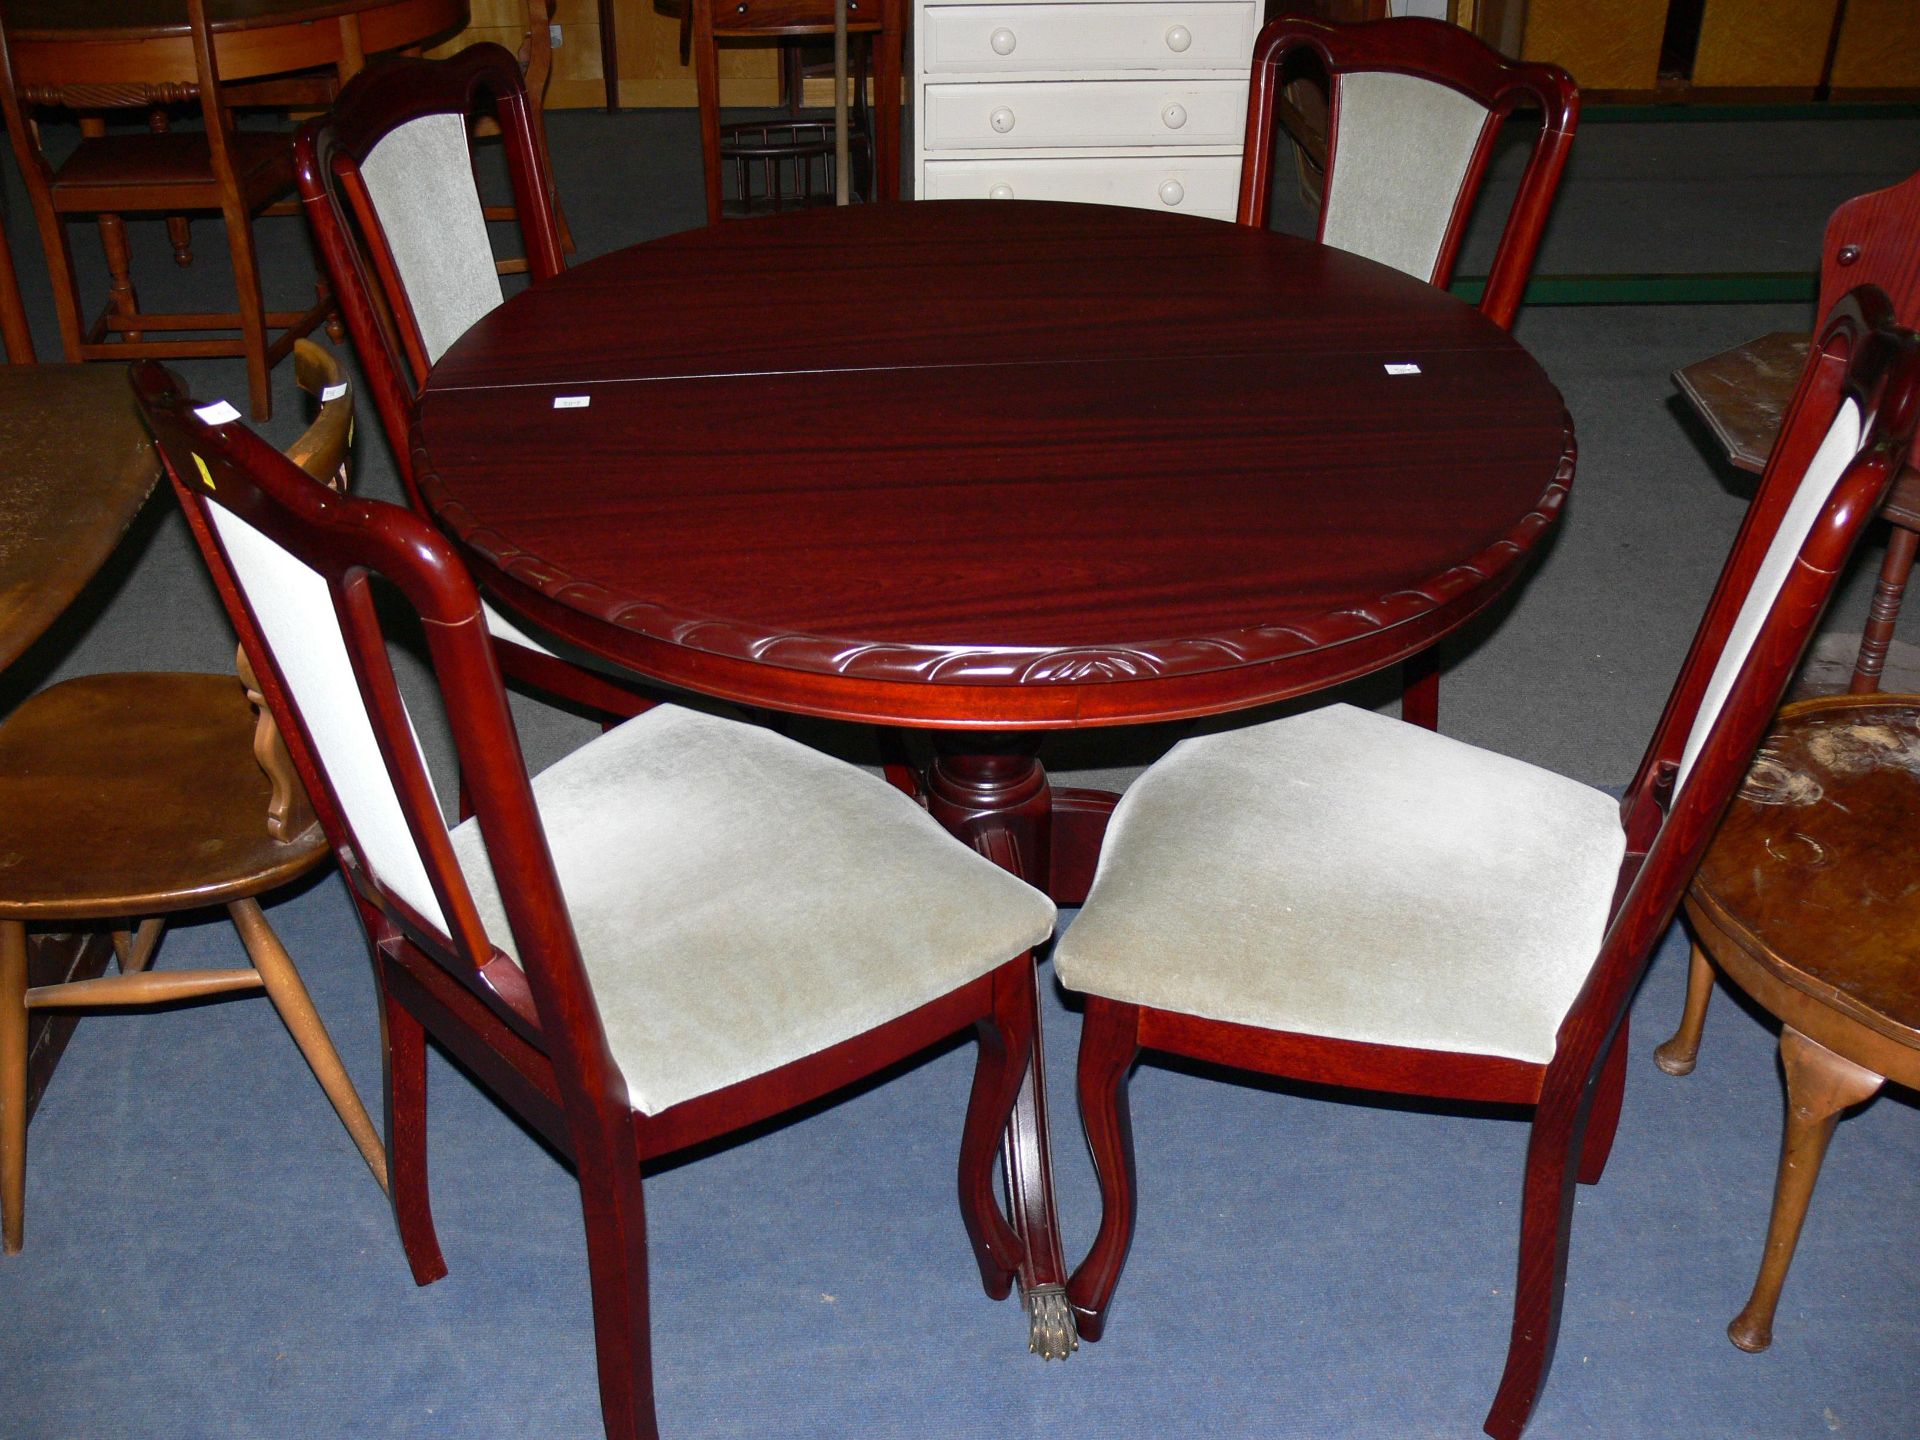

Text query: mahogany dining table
(413, 198), (1578, 1353)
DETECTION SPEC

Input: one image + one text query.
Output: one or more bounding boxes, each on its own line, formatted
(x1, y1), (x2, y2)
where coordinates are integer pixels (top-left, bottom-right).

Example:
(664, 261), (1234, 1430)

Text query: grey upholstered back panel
(1319, 70), (1493, 284)
(1676, 398), (1863, 792)
(206, 493), (452, 931)
(359, 112), (505, 365)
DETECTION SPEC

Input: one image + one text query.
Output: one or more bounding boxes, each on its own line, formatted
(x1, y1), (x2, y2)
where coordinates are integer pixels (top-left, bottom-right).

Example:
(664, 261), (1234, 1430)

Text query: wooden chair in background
(680, 0), (902, 224)
(1674, 166), (1920, 696)
(1238, 15), (1579, 731)
(0, 0), (333, 419)
(1050, 289), (1920, 1439)
(0, 342), (385, 1256)
(295, 44), (650, 725)
(139, 359), (1058, 1440)
(1655, 692), (1920, 1354)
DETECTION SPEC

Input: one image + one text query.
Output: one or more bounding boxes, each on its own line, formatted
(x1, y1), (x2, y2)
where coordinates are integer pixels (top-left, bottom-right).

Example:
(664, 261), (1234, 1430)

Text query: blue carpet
(6, 871), (1917, 1439)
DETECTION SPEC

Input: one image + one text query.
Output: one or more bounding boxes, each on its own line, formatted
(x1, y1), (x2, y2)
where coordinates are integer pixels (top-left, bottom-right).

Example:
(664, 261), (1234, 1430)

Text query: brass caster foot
(1026, 1284), (1078, 1359)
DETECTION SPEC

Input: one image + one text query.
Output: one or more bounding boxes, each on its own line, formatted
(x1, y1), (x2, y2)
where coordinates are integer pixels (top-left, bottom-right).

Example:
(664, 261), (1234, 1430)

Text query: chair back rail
(1574, 287), (1920, 1096)
(134, 361), (628, 1120)
(294, 44), (564, 507)
(1237, 15), (1577, 330)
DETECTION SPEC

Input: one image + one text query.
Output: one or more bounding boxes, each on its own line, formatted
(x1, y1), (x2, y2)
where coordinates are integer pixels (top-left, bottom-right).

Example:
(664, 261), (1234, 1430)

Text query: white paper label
(1384, 363), (1422, 376)
(194, 400), (242, 424)
(321, 382), (349, 402)
(553, 395), (591, 409)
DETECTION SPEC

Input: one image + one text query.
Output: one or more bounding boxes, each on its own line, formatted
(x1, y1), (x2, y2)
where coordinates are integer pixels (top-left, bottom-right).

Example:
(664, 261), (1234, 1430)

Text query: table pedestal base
(924, 737), (1119, 1357)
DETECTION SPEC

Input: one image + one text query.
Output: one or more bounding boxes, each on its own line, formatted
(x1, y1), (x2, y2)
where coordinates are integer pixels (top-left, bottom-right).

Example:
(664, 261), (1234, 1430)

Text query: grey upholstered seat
(452, 704), (1058, 1114)
(1053, 703), (1625, 1064)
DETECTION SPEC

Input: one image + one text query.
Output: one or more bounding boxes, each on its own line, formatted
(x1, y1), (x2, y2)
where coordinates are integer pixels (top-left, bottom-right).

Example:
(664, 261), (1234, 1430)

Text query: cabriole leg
(1654, 939), (1717, 1077)
(1726, 1027), (1882, 1353)
(1064, 997), (1140, 1343)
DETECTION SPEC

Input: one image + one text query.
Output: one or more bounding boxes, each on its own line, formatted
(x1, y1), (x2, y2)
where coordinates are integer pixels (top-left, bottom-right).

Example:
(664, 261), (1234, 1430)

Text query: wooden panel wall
(1691, 0), (1838, 91)
(1829, 0), (1920, 93)
(427, 0), (783, 110)
(1519, 0), (1666, 93)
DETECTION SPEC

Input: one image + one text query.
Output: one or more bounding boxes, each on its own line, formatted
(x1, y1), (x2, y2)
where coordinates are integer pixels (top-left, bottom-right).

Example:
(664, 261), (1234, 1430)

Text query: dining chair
(0, 0), (333, 420)
(295, 42), (922, 796)
(1654, 690), (1920, 1355)
(136, 360), (1059, 1440)
(0, 341), (385, 1256)
(681, 0), (902, 224)
(478, 0), (578, 272)
(293, 43), (657, 730)
(1050, 285), (1920, 1440)
(1238, 14), (1578, 731)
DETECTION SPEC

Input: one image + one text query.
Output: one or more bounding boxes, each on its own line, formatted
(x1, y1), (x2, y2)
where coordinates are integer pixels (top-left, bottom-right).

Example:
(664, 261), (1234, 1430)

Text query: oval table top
(416, 201), (1577, 730)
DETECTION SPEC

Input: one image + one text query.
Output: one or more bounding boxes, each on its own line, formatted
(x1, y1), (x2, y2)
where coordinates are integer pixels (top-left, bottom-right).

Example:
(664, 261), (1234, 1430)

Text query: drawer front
(922, 3), (1255, 74)
(924, 79), (1248, 149)
(920, 155), (1243, 220)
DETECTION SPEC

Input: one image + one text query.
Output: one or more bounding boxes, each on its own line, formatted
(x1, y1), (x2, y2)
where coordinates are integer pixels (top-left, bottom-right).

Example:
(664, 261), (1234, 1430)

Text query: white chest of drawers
(912, 0), (1259, 221)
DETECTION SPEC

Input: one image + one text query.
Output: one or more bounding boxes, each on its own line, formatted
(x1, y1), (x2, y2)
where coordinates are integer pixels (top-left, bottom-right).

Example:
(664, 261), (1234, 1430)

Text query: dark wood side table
(413, 199), (1576, 1352)
(0, 364), (162, 1122)
(1657, 692), (1920, 1353)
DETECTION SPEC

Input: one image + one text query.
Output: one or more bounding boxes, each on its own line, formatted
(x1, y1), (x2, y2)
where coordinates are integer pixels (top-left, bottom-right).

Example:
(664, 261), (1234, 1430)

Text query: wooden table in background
(0, 365), (161, 1124)
(0, 0), (468, 93)
(414, 199), (1576, 1349)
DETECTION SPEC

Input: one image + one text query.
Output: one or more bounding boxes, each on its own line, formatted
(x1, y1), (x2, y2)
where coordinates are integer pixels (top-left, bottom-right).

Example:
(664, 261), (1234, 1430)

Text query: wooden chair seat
(51, 128), (291, 206)
(0, 672), (327, 918)
(1659, 693), (1920, 1354)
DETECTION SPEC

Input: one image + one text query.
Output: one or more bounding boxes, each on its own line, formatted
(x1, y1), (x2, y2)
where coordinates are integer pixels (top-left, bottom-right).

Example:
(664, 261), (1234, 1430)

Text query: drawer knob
(1161, 102), (1187, 130)
(989, 183), (1015, 200)
(990, 106), (1016, 134)
(1165, 24), (1192, 52)
(1159, 179), (1186, 207)
(990, 26), (1017, 55)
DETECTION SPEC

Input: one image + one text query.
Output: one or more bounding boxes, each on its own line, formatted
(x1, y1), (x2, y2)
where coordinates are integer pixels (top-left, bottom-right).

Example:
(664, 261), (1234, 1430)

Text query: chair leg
(958, 960), (1033, 1300)
(219, 193), (273, 420)
(1482, 1084), (1586, 1440)
(1064, 997), (1140, 1342)
(1, 921), (27, 1255)
(1851, 521), (1919, 693)
(1576, 1014), (1628, 1186)
(379, 978), (447, 1285)
(1726, 1026), (1882, 1354)
(691, 0), (724, 224)
(1654, 938), (1716, 1077)
(1401, 647), (1440, 730)
(111, 917), (167, 976)
(229, 899), (388, 1193)
(575, 1136), (658, 1440)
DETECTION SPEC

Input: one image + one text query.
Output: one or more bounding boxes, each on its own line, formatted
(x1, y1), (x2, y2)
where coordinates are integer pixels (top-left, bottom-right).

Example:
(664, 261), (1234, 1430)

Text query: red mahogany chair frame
(1062, 287), (1920, 1440)
(292, 44), (651, 724)
(137, 363), (1048, 1440)
(1238, 14), (1578, 730)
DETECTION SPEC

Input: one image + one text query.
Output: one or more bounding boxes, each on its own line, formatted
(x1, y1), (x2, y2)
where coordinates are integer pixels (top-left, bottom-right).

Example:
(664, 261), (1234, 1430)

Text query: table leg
(925, 736), (1077, 1357)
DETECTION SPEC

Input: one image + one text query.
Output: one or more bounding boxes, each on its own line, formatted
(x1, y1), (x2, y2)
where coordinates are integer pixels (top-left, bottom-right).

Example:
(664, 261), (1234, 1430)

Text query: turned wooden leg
(1064, 997), (1141, 1342)
(1577, 1015), (1628, 1186)
(77, 118), (142, 346)
(1727, 1026), (1883, 1353)
(230, 899), (387, 1192)
(1483, 1079), (1588, 1440)
(1, 921), (27, 1254)
(1402, 646), (1440, 731)
(148, 110), (194, 267)
(111, 918), (166, 976)
(959, 959), (1034, 1300)
(1851, 522), (1919, 694)
(926, 735), (1075, 1357)
(1655, 938), (1717, 1077)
